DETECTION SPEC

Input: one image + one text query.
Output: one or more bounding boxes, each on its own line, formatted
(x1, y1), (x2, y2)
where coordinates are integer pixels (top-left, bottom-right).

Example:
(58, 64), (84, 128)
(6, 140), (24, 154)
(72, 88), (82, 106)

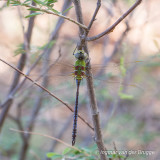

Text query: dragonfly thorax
(74, 51), (86, 81)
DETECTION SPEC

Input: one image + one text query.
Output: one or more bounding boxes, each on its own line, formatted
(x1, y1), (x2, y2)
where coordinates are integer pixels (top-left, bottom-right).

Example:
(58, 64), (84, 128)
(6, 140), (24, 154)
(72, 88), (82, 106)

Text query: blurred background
(0, 0), (160, 160)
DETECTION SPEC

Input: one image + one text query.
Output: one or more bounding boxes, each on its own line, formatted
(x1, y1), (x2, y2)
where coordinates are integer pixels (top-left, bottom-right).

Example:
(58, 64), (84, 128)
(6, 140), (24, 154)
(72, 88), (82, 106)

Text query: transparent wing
(18, 58), (76, 103)
(87, 60), (144, 100)
(90, 60), (144, 78)
(23, 57), (144, 104)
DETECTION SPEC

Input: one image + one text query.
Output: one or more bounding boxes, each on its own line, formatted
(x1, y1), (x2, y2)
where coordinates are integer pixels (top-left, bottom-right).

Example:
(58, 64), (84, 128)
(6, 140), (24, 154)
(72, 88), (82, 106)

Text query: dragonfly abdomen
(72, 79), (81, 146)
(72, 51), (86, 146)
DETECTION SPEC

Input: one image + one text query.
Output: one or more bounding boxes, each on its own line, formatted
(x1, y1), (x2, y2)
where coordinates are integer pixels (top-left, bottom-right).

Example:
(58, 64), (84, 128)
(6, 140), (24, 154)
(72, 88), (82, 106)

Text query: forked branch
(87, 0), (142, 41)
(73, 0), (107, 159)
(20, 3), (88, 30)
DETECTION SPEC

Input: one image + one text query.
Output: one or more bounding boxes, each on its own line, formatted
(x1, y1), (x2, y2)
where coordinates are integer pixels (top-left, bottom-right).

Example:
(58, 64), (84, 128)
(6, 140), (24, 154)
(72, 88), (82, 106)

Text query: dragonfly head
(74, 50), (87, 60)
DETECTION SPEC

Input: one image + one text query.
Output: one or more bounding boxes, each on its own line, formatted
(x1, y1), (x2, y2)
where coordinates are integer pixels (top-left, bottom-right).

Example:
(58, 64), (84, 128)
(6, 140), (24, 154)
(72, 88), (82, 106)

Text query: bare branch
(87, 0), (142, 41)
(10, 128), (82, 152)
(21, 3), (88, 30)
(113, 142), (121, 160)
(72, 0), (107, 159)
(0, 2), (36, 133)
(87, 0), (101, 30)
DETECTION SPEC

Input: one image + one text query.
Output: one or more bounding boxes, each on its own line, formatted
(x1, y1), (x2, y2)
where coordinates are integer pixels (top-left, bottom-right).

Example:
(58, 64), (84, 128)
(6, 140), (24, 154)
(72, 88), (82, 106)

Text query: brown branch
(73, 0), (107, 159)
(0, 6), (36, 132)
(96, 20), (130, 77)
(87, 0), (142, 41)
(21, 3), (88, 30)
(87, 0), (101, 30)
(18, 5), (70, 155)
(19, 44), (51, 159)
(0, 58), (94, 131)
(113, 142), (121, 160)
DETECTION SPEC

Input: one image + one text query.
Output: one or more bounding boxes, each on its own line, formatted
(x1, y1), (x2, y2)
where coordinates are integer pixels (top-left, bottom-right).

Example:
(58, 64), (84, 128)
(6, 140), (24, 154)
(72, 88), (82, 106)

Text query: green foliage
(14, 44), (26, 56)
(27, 7), (41, 11)
(25, 12), (42, 18)
(46, 145), (100, 160)
(23, 0), (31, 4)
(9, 0), (21, 6)
(47, 152), (63, 159)
(153, 39), (160, 51)
(33, 0), (46, 5)
(38, 40), (56, 50)
(7, 0), (73, 19)
(118, 86), (134, 100)
(120, 57), (126, 77)
(62, 6), (73, 14)
(118, 92), (133, 100)
(123, 0), (135, 6)
(0, 121), (21, 158)
(7, 0), (10, 6)
(107, 152), (125, 159)
(44, 0), (57, 7)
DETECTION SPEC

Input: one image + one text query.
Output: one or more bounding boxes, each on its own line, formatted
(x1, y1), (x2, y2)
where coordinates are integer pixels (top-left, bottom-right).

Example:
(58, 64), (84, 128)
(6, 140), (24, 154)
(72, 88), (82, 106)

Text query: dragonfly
(29, 50), (143, 146)
(71, 50), (87, 146)
(58, 50), (141, 146)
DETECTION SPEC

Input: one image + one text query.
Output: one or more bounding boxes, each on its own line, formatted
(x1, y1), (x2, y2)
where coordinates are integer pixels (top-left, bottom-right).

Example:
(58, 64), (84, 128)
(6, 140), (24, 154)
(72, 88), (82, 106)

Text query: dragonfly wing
(90, 60), (144, 100)
(91, 60), (144, 78)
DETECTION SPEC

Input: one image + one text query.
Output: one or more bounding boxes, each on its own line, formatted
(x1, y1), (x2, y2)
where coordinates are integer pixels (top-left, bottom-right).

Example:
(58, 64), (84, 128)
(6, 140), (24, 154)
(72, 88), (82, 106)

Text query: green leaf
(46, 152), (58, 158)
(153, 39), (160, 50)
(10, 0), (21, 6)
(62, 6), (73, 14)
(51, 8), (60, 14)
(118, 86), (134, 100)
(38, 40), (56, 50)
(47, 40), (56, 48)
(25, 12), (42, 18)
(14, 44), (25, 56)
(46, 152), (62, 159)
(81, 147), (91, 153)
(120, 57), (126, 77)
(28, 8), (41, 11)
(7, 0), (10, 6)
(33, 0), (46, 5)
(62, 147), (71, 155)
(12, 3), (21, 6)
(107, 154), (113, 158)
(119, 92), (134, 100)
(24, 0), (31, 4)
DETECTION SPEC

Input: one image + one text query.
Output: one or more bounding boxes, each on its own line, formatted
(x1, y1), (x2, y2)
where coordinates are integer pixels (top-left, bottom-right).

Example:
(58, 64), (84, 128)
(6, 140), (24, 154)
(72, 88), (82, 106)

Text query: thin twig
(10, 128), (81, 152)
(113, 142), (121, 160)
(87, 0), (101, 30)
(19, 36), (51, 160)
(0, 1), (36, 133)
(0, 58), (94, 131)
(45, 115), (73, 160)
(16, 49), (61, 97)
(19, 2), (72, 159)
(0, 0), (66, 109)
(21, 3), (88, 30)
(87, 0), (142, 41)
